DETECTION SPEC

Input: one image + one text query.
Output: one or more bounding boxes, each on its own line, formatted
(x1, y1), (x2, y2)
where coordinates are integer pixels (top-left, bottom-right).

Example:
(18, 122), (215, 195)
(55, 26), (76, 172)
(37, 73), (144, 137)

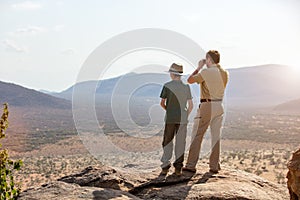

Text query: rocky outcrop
(287, 148), (300, 200)
(19, 164), (289, 200)
(57, 165), (145, 191)
(17, 181), (141, 200)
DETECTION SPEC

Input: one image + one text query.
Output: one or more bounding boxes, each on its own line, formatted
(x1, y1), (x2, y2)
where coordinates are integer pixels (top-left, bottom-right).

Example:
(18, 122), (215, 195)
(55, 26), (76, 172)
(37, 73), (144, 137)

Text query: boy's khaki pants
(185, 102), (224, 171)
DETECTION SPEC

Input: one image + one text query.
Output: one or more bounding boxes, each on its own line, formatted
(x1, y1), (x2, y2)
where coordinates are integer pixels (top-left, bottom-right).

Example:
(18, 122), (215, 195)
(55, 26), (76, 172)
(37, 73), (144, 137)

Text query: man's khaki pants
(185, 102), (224, 171)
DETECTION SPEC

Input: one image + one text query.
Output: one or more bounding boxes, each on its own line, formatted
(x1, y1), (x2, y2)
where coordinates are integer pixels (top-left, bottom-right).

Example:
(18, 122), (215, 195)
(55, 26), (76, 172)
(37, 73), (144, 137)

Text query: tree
(0, 103), (23, 200)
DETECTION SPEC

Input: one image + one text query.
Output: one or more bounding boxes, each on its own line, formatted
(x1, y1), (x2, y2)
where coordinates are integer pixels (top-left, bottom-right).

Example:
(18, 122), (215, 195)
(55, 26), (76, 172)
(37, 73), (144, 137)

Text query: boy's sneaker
(174, 168), (182, 176)
(160, 168), (169, 175)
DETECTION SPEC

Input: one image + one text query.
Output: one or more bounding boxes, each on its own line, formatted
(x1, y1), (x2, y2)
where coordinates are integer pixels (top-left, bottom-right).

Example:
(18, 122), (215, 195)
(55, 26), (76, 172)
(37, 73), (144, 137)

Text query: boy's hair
(206, 50), (220, 64)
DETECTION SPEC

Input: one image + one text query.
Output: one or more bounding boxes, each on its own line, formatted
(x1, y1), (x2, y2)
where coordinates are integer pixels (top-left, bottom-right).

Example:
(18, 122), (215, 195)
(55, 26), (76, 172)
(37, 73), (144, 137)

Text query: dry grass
(5, 108), (300, 191)
(10, 135), (297, 191)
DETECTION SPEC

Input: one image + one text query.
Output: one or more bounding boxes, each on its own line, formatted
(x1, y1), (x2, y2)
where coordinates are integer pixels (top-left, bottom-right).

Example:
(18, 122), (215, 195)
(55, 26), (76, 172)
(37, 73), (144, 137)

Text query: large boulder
(19, 164), (289, 200)
(287, 148), (300, 200)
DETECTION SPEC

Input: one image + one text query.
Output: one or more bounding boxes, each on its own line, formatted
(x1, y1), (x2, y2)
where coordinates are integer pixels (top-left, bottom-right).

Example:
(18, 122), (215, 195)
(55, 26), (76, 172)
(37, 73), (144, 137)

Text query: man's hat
(167, 63), (183, 75)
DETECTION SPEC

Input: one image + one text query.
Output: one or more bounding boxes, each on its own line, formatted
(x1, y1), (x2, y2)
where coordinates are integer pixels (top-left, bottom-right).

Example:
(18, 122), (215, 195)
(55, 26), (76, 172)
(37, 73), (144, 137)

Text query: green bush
(0, 103), (23, 199)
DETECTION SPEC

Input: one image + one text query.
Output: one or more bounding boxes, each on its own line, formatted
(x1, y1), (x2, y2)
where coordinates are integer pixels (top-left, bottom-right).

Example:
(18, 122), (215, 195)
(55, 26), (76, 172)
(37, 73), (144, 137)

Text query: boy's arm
(187, 99), (193, 115)
(160, 98), (167, 110)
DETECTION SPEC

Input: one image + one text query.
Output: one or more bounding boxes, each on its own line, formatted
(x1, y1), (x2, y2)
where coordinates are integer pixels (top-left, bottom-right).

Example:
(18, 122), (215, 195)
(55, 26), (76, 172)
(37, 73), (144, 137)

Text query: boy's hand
(160, 99), (167, 110)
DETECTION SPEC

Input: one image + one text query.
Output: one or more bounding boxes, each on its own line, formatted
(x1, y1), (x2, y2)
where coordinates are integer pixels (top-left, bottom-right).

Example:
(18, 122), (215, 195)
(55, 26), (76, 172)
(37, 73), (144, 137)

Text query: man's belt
(200, 99), (222, 103)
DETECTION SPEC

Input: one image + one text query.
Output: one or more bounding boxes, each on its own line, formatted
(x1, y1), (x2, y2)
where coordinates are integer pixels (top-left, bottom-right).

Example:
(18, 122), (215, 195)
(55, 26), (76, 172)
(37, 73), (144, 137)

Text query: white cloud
(2, 39), (28, 53)
(13, 25), (47, 36)
(11, 1), (42, 10)
(61, 48), (75, 55)
(6, 25), (63, 38)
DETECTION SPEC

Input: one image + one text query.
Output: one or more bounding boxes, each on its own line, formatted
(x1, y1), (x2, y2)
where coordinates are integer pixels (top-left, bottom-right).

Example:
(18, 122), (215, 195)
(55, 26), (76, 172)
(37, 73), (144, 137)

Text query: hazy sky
(0, 0), (300, 92)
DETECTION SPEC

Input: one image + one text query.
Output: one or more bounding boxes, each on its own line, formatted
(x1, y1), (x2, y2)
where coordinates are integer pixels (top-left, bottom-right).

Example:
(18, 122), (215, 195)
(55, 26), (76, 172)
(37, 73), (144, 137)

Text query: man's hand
(197, 59), (206, 71)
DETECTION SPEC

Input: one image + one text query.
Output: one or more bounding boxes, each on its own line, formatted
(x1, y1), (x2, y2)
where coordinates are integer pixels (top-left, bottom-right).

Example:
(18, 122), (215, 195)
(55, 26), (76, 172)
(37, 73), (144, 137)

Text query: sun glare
(291, 65), (300, 73)
(287, 65), (300, 84)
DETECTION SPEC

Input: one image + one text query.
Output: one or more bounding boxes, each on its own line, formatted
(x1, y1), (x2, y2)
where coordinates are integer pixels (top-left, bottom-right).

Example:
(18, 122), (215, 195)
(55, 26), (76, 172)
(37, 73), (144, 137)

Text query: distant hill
(0, 81), (71, 109)
(53, 64), (300, 108)
(273, 98), (300, 113)
(39, 89), (55, 95)
(52, 73), (168, 100)
(0, 81), (74, 152)
(2, 65), (300, 151)
(226, 64), (300, 107)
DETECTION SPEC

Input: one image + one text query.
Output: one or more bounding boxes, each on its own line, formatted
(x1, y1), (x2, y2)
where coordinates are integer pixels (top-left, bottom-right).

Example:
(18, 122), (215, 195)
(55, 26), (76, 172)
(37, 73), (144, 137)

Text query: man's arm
(187, 59), (206, 84)
(187, 99), (193, 115)
(160, 98), (167, 110)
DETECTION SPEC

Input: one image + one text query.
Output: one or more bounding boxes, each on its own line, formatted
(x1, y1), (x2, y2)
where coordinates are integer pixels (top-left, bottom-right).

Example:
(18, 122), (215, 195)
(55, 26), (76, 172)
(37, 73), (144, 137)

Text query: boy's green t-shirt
(160, 80), (192, 124)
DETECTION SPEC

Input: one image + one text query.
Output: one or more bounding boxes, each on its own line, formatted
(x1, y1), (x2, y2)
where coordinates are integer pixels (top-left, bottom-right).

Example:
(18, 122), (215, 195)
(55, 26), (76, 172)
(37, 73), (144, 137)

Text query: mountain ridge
(2, 64), (300, 109)
(51, 64), (300, 108)
(274, 98), (300, 113)
(0, 80), (71, 109)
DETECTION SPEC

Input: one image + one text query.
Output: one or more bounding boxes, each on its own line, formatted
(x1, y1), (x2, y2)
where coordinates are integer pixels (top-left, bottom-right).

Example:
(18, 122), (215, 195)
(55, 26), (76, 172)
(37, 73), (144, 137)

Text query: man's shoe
(160, 168), (169, 175)
(182, 167), (196, 173)
(174, 168), (182, 176)
(209, 169), (219, 174)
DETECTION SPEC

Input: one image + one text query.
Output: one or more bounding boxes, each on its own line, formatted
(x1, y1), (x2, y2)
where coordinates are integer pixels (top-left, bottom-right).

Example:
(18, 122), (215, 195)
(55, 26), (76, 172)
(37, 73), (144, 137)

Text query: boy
(160, 63), (193, 175)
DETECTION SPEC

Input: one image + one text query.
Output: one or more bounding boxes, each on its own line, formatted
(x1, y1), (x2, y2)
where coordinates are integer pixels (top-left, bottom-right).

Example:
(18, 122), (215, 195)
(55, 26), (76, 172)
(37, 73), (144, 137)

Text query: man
(183, 50), (229, 174)
(160, 63), (193, 176)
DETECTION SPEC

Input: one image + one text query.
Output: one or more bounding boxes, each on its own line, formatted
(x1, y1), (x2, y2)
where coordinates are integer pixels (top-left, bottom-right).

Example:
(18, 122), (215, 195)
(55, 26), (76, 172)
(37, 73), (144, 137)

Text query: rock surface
(18, 181), (141, 200)
(19, 164), (289, 200)
(287, 148), (300, 200)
